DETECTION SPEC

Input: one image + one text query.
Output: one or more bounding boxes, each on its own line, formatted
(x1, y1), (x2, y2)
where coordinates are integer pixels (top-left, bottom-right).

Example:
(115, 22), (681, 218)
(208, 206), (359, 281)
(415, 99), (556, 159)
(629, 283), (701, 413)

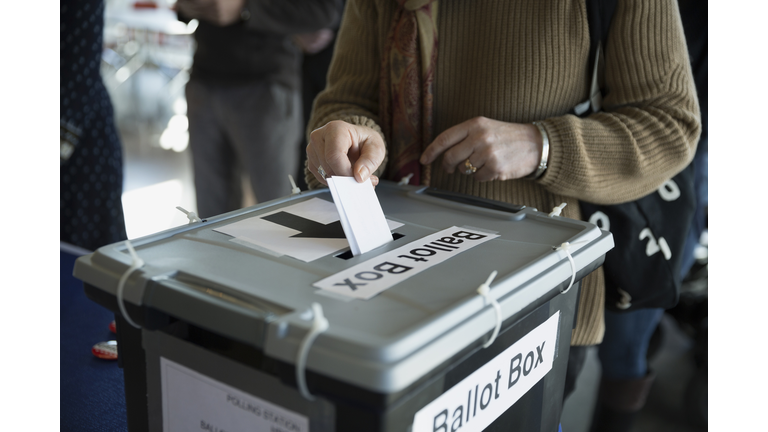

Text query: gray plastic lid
(74, 181), (613, 393)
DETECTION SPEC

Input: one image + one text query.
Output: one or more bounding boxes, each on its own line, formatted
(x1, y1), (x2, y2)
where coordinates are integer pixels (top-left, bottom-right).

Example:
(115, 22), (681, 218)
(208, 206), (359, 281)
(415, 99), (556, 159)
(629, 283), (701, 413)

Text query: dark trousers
(186, 78), (302, 218)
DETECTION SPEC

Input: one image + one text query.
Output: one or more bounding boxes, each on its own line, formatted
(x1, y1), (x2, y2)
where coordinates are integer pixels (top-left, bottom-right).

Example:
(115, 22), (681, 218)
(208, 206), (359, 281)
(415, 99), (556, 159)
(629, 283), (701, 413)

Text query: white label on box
(313, 226), (499, 299)
(412, 312), (560, 432)
(160, 357), (310, 432)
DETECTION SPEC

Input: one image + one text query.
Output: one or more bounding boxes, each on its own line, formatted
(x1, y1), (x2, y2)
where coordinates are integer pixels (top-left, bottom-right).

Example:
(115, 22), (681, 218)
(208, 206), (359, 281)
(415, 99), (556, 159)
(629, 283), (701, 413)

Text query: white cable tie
(288, 174), (301, 195)
(476, 270), (502, 348)
(296, 302), (329, 401)
(398, 173), (414, 186)
(176, 206), (202, 224)
(553, 241), (586, 295)
(116, 240), (145, 329)
(549, 202), (567, 217)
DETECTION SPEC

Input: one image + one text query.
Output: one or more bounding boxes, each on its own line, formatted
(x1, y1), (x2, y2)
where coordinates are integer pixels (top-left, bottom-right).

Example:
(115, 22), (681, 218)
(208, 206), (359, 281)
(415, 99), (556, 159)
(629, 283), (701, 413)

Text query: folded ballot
(326, 176), (393, 256)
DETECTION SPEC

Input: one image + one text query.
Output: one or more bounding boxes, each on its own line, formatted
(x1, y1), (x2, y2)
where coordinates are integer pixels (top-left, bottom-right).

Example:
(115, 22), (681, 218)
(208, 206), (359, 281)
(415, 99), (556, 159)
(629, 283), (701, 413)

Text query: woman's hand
(306, 120), (386, 186)
(420, 117), (544, 182)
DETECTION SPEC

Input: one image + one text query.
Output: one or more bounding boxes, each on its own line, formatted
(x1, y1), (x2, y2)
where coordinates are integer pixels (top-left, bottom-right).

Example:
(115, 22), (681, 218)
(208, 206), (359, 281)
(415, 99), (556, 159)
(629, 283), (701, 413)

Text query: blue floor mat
(60, 249), (127, 431)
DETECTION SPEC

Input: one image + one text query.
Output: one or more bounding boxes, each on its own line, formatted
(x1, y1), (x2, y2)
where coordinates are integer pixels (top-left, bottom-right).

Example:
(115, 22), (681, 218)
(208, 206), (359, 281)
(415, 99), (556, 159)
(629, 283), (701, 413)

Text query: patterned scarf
(379, 0), (438, 186)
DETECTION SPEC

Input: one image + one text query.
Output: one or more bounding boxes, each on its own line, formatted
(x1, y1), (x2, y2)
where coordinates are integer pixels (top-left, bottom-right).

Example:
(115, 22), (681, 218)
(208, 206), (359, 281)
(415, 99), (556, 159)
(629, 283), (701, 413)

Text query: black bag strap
(586, 0), (617, 75)
(573, 0), (618, 116)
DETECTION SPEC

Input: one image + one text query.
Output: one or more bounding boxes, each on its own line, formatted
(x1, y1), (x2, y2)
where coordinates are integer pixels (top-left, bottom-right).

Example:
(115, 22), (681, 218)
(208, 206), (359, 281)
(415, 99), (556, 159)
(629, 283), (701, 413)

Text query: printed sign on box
(412, 312), (560, 432)
(160, 357), (310, 432)
(313, 226), (499, 299)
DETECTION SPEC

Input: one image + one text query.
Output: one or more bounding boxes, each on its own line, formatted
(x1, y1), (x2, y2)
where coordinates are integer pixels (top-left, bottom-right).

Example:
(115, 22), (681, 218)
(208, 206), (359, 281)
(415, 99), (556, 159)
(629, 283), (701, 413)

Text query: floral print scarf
(379, 0), (438, 186)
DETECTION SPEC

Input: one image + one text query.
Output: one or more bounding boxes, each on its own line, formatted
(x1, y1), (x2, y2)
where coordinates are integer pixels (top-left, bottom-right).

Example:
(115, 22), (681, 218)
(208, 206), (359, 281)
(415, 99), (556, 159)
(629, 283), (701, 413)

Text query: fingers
(306, 121), (386, 185)
(458, 144), (515, 182)
(321, 124), (355, 178)
(441, 143), (478, 174)
(420, 121), (471, 166)
(424, 129), (478, 175)
(353, 133), (386, 183)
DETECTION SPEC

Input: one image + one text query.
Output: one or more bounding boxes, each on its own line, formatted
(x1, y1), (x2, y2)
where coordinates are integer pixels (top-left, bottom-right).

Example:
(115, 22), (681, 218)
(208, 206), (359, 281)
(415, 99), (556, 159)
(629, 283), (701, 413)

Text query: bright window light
(122, 180), (187, 239)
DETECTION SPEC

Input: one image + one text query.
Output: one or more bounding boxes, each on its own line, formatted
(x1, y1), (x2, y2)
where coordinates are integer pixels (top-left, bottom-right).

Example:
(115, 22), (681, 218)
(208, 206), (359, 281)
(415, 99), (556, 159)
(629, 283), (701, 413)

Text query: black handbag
(576, 0), (697, 311)
(580, 166), (695, 311)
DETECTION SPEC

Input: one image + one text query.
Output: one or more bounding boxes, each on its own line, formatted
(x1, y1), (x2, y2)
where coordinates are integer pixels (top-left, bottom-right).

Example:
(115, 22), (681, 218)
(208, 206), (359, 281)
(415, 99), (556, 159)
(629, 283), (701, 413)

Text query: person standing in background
(61, 4), (141, 429)
(61, 0), (128, 252)
(176, 0), (343, 218)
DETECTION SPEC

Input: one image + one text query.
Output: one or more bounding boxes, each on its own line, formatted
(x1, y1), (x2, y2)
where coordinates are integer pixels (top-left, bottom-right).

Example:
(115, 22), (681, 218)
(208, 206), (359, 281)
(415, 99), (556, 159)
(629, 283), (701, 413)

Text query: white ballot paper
(326, 176), (393, 256)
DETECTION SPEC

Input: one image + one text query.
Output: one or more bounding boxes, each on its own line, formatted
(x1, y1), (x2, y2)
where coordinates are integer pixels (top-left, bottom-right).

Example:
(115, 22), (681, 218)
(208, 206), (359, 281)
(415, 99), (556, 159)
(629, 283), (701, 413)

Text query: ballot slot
(335, 232), (407, 260)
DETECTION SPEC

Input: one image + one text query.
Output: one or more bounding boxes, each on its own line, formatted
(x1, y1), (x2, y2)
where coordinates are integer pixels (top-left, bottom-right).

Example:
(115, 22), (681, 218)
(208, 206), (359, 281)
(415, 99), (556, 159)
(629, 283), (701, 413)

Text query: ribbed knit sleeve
(304, 0), (393, 189)
(307, 0), (389, 139)
(539, 0), (701, 204)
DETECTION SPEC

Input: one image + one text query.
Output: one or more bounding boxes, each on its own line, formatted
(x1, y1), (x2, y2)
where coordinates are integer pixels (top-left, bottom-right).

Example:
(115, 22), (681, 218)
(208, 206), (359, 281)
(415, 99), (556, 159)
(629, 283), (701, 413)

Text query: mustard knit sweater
(306, 0), (701, 345)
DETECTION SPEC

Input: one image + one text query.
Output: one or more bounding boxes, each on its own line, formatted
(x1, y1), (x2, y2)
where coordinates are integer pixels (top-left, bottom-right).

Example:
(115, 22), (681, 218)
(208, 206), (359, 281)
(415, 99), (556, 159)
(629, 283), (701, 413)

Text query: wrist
(527, 122), (549, 180)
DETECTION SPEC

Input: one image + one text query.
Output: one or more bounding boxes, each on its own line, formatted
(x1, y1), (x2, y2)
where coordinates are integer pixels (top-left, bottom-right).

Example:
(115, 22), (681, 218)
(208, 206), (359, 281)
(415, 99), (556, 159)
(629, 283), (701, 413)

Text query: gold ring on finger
(464, 159), (478, 175)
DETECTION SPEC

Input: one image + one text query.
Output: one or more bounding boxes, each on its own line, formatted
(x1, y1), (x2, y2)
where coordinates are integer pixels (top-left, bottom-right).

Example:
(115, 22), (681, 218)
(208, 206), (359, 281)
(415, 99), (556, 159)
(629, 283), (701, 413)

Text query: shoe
(590, 370), (655, 432)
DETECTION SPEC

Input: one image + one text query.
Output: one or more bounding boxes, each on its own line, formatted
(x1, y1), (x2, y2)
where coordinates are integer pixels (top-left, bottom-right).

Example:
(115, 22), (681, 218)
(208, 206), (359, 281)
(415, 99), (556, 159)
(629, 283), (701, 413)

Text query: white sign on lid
(213, 197), (403, 263)
(412, 312), (560, 432)
(313, 226), (499, 299)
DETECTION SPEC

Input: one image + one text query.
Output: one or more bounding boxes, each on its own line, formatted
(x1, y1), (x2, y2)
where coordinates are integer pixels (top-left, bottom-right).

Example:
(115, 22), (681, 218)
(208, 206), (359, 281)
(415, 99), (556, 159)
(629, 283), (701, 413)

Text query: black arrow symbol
(262, 211), (346, 239)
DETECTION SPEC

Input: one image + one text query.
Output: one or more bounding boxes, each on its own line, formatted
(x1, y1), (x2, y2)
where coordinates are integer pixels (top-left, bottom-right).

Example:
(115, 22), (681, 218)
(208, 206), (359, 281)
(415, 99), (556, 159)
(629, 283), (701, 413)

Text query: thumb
(353, 136), (386, 183)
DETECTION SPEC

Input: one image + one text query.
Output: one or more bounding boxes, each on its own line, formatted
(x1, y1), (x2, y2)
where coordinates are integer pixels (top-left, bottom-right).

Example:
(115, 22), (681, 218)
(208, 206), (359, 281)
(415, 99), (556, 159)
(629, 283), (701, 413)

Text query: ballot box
(74, 181), (613, 432)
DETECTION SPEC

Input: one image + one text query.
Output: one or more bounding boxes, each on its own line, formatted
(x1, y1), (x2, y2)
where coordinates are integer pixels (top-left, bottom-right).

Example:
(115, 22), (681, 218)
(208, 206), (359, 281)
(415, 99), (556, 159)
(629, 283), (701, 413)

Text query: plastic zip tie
(296, 302), (329, 401)
(289, 175), (301, 195)
(116, 240), (145, 329)
(549, 202), (567, 217)
(398, 173), (414, 186)
(547, 203), (583, 295)
(553, 241), (585, 295)
(476, 271), (502, 348)
(176, 206), (202, 224)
